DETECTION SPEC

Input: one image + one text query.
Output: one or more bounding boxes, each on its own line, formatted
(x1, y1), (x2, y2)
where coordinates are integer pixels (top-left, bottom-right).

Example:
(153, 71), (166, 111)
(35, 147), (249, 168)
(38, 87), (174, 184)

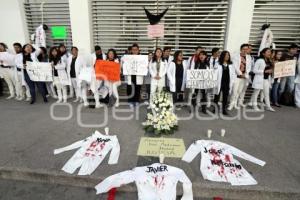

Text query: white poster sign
(26, 61), (53, 82)
(186, 69), (218, 89)
(122, 55), (148, 76)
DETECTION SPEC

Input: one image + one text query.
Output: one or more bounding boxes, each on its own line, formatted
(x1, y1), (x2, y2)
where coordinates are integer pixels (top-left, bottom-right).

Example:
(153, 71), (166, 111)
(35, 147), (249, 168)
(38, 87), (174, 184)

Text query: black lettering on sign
(146, 165), (168, 174)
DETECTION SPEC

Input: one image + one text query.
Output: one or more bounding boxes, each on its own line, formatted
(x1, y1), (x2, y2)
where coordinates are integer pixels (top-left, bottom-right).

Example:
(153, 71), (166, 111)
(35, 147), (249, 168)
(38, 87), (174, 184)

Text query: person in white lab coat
(91, 45), (107, 65)
(149, 48), (168, 104)
(213, 51), (235, 115)
(167, 50), (187, 109)
(49, 47), (69, 103)
(125, 43), (144, 106)
(0, 43), (16, 99)
(12, 43), (26, 101)
(59, 44), (71, 67)
(249, 48), (275, 112)
(67, 46), (86, 102)
(228, 44), (252, 110)
(143, 51), (153, 105)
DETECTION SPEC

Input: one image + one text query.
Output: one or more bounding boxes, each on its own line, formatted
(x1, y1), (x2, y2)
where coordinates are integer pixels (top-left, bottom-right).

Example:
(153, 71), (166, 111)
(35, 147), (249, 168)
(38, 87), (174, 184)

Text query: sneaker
(253, 106), (260, 112)
(227, 104), (234, 111)
(95, 103), (103, 109)
(6, 95), (14, 99)
(83, 102), (89, 107)
(73, 98), (79, 103)
(266, 107), (275, 112)
(248, 102), (253, 107)
(234, 104), (240, 110)
(63, 99), (67, 103)
(25, 97), (31, 102)
(239, 102), (246, 107)
(114, 102), (119, 107)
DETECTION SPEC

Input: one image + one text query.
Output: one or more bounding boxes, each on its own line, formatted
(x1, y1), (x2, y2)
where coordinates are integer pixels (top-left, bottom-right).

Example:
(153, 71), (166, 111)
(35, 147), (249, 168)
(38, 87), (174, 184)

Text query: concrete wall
(0, 0), (28, 50)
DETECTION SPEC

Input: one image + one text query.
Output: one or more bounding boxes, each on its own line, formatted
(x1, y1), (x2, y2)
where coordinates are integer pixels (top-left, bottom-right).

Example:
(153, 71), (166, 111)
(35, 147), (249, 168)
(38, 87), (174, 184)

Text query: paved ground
(0, 96), (299, 199)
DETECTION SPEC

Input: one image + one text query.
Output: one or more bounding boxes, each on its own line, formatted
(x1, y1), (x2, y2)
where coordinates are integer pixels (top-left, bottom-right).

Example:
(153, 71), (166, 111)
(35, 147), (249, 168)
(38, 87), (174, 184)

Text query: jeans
(271, 81), (280, 104)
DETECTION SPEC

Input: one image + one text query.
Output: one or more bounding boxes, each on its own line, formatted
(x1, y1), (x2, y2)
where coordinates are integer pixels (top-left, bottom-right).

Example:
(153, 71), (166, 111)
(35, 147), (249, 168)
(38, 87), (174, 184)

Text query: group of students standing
(0, 42), (299, 114)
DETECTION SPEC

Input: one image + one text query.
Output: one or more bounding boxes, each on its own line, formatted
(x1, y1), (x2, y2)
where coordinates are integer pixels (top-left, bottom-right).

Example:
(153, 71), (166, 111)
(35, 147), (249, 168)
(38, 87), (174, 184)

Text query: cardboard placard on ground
(274, 60), (296, 79)
(26, 61), (53, 82)
(95, 60), (120, 81)
(147, 24), (164, 38)
(186, 69), (218, 89)
(137, 137), (186, 158)
(122, 55), (148, 76)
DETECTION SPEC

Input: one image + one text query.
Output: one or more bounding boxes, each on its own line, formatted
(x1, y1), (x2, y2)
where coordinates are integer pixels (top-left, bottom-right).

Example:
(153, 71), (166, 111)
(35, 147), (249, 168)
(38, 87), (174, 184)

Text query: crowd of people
(0, 41), (299, 115)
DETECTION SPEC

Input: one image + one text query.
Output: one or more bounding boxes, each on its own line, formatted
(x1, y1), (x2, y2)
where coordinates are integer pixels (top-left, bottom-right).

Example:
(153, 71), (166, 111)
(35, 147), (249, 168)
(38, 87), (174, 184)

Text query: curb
(0, 167), (299, 200)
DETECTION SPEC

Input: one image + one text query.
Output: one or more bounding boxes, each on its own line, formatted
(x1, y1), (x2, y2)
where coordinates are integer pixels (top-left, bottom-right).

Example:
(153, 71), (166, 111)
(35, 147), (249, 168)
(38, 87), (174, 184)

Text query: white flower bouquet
(142, 90), (178, 135)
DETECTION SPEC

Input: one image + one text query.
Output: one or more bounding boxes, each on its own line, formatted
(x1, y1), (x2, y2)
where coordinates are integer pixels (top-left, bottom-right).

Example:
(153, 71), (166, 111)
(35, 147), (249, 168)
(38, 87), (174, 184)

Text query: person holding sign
(295, 54), (300, 108)
(149, 48), (168, 104)
(249, 48), (275, 112)
(106, 49), (120, 107)
(213, 51), (235, 115)
(167, 50), (187, 108)
(67, 47), (85, 102)
(271, 50), (283, 107)
(124, 43), (144, 106)
(228, 44), (252, 110)
(18, 44), (48, 104)
(49, 47), (68, 103)
(278, 43), (298, 102)
(191, 51), (210, 114)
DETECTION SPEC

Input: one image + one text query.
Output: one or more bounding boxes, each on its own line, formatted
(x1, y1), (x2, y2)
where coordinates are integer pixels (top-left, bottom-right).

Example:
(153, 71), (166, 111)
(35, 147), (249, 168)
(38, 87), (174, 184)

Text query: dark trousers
(192, 89), (207, 112)
(214, 86), (229, 111)
(24, 70), (47, 101)
(173, 91), (184, 104)
(127, 75), (141, 103)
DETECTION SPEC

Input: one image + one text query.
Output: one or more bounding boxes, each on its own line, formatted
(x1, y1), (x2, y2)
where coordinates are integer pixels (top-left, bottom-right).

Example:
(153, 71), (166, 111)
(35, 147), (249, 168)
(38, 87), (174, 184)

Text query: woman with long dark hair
(107, 49), (120, 107)
(249, 47), (275, 112)
(167, 50), (187, 109)
(213, 51), (235, 115)
(49, 47), (68, 103)
(149, 48), (168, 103)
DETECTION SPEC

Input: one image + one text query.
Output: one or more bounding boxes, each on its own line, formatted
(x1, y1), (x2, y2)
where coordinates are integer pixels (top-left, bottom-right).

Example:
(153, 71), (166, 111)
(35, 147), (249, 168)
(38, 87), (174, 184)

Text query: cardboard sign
(26, 61), (53, 82)
(137, 137), (186, 158)
(95, 60), (120, 81)
(147, 24), (164, 38)
(186, 69), (218, 89)
(274, 60), (296, 78)
(122, 55), (148, 76)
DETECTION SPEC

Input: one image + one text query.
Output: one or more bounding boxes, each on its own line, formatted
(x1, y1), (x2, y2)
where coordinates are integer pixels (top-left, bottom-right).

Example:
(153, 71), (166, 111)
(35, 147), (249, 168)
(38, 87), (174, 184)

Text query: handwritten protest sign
(122, 55), (148, 76)
(274, 60), (296, 78)
(137, 137), (186, 158)
(186, 69), (218, 89)
(95, 60), (120, 81)
(147, 24), (164, 38)
(26, 61), (53, 82)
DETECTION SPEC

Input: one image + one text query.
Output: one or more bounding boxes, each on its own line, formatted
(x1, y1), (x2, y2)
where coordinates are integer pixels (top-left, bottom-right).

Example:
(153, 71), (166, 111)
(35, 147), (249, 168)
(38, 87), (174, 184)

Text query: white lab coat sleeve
(55, 62), (66, 70)
(225, 144), (266, 166)
(253, 59), (264, 75)
(95, 170), (135, 194)
(53, 138), (89, 155)
(108, 137), (120, 165)
(177, 169), (193, 200)
(167, 62), (175, 92)
(149, 62), (156, 77)
(182, 142), (202, 163)
(232, 55), (242, 76)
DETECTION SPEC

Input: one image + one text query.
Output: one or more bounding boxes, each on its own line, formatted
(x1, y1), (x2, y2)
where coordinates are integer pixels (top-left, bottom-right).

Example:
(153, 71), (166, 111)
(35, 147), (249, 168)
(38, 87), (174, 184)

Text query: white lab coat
(91, 52), (107, 66)
(231, 53), (252, 79)
(213, 63), (236, 95)
(258, 28), (273, 55)
(53, 59), (70, 86)
(66, 56), (86, 86)
(209, 56), (219, 69)
(252, 58), (270, 90)
(95, 163), (193, 200)
(167, 61), (188, 92)
(149, 60), (168, 87)
(35, 24), (46, 47)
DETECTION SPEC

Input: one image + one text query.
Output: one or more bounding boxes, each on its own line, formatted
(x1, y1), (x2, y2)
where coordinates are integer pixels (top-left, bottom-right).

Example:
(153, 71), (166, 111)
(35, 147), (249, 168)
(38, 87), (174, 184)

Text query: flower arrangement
(142, 90), (178, 135)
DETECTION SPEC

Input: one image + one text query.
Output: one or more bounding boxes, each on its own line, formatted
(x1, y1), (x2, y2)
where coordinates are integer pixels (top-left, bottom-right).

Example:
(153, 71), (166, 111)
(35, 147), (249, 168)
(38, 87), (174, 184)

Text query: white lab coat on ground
(182, 140), (266, 186)
(54, 131), (120, 176)
(213, 63), (235, 95)
(95, 163), (193, 200)
(167, 61), (188, 92)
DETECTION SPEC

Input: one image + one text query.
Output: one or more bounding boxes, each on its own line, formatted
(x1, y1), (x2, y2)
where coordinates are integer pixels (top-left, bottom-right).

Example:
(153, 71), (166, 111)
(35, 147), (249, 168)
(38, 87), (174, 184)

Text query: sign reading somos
(137, 137), (186, 158)
(122, 55), (148, 76)
(26, 61), (53, 82)
(274, 60), (296, 79)
(186, 69), (218, 89)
